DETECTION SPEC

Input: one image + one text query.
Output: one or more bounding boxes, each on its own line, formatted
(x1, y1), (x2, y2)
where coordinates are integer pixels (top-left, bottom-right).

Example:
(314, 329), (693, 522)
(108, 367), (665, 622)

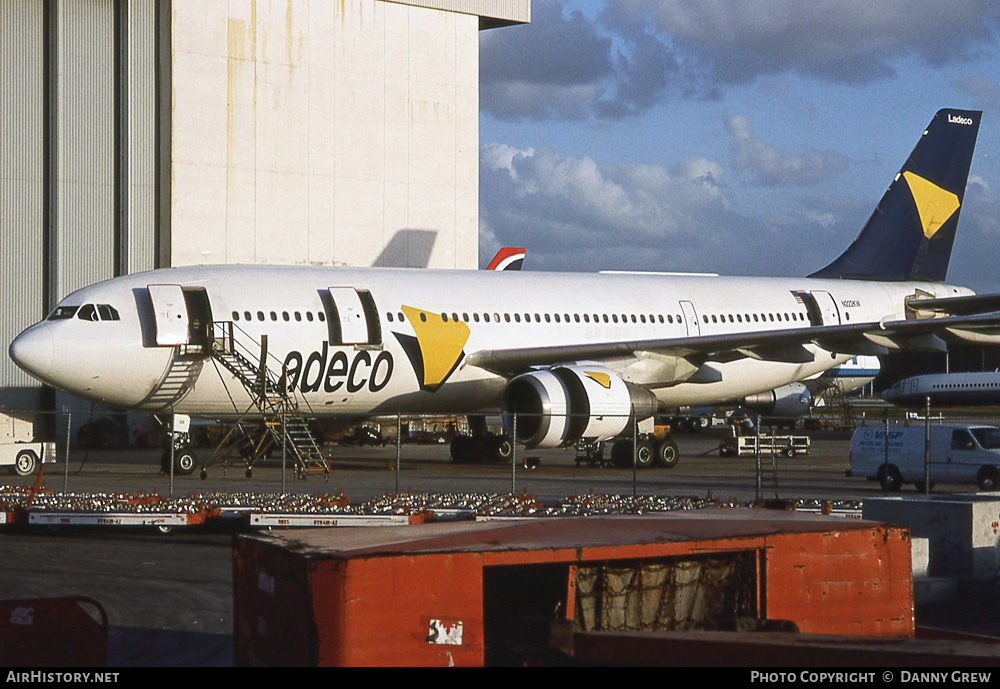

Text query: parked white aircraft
(882, 371), (1000, 408)
(9, 109), (999, 471)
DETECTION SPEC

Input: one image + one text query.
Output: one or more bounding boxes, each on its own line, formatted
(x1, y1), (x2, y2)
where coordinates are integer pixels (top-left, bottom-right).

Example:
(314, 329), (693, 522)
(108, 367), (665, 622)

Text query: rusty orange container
(233, 510), (912, 666)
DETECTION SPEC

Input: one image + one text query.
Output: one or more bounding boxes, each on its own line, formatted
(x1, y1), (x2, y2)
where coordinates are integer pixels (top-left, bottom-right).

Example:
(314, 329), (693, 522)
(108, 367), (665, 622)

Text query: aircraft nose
(9, 325), (54, 383)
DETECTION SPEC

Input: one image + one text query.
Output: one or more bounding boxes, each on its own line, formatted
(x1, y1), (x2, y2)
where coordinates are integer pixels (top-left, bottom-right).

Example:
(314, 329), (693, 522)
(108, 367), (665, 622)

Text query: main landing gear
(449, 416), (514, 464)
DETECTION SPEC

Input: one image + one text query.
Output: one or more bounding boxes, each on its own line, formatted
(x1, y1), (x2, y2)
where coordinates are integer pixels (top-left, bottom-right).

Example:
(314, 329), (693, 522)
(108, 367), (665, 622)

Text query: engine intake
(500, 365), (657, 448)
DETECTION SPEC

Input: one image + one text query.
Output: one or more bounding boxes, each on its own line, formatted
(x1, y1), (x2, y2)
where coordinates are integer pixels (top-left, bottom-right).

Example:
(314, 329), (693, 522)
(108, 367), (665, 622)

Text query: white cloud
(625, 0), (1000, 84)
(725, 113), (849, 186)
(480, 1), (1000, 122)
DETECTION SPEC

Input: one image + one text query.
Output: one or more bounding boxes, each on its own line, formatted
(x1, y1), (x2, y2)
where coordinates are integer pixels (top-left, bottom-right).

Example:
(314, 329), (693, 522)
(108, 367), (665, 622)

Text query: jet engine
(741, 382), (812, 419)
(500, 365), (658, 448)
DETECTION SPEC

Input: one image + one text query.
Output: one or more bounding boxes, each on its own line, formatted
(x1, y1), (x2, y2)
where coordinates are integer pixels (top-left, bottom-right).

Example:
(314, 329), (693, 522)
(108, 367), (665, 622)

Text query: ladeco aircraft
(10, 108), (1000, 472)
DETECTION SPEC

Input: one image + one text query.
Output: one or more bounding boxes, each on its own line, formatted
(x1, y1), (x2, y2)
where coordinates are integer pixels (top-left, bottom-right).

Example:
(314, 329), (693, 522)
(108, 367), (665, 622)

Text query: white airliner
(9, 109), (1000, 471)
(882, 371), (1000, 408)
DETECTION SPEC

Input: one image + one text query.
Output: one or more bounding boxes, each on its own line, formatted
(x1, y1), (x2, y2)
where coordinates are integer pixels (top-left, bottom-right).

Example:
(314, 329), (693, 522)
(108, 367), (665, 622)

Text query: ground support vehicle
(849, 422), (1000, 492)
(719, 431), (810, 458)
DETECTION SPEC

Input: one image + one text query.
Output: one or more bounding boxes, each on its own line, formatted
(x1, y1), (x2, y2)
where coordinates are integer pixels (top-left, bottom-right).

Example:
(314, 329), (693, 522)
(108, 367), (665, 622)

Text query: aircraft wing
(466, 311), (1000, 378)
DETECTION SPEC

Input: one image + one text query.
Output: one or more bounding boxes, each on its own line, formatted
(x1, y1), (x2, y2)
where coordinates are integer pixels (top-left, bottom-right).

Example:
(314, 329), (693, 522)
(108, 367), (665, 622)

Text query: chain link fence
(3, 403), (1000, 507)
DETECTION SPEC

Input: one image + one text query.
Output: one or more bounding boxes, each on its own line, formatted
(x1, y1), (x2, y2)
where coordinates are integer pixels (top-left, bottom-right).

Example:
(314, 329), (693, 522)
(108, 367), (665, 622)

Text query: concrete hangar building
(0, 0), (530, 414)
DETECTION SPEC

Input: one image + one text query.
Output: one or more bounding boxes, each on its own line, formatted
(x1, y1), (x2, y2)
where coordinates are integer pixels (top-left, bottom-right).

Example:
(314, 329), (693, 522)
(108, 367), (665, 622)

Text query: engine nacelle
(500, 365), (657, 448)
(741, 382), (812, 419)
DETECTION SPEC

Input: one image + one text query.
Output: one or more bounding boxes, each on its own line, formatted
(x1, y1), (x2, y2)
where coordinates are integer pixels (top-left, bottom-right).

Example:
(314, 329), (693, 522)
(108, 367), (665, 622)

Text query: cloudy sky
(478, 0), (1000, 293)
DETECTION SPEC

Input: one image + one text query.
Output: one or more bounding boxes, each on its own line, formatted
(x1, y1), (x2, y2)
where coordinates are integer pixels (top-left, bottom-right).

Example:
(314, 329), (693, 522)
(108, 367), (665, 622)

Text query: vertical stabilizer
(810, 109), (981, 281)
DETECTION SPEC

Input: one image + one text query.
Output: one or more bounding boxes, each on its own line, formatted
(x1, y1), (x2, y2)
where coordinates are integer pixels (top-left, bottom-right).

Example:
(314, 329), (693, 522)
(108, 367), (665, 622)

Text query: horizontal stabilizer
(907, 293), (1000, 316)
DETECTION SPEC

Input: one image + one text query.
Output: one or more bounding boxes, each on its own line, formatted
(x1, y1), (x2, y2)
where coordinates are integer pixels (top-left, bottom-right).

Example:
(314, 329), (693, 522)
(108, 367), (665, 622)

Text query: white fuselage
(8, 265), (972, 420)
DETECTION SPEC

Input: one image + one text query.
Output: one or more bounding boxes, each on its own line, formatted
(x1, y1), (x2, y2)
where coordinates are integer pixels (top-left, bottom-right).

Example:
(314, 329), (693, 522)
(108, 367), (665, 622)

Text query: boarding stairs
(208, 321), (329, 477)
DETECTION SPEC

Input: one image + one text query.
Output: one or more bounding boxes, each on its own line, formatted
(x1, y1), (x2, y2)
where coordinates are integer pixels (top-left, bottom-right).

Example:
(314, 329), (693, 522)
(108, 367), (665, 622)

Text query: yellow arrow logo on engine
(585, 371), (612, 389)
(903, 171), (960, 239)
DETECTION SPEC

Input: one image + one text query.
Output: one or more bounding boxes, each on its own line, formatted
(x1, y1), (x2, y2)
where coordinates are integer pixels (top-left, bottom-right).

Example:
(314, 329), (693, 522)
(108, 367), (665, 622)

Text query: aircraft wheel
(977, 467), (999, 491)
(878, 465), (902, 492)
(14, 450), (38, 477)
(610, 439), (633, 467)
(491, 435), (514, 462)
(450, 436), (472, 463)
(635, 440), (655, 469)
(174, 449), (197, 475)
(656, 440), (679, 468)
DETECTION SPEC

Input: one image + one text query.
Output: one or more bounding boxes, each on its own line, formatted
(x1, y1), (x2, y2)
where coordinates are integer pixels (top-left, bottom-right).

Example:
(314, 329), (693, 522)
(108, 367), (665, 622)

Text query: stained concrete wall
(170, 0), (481, 270)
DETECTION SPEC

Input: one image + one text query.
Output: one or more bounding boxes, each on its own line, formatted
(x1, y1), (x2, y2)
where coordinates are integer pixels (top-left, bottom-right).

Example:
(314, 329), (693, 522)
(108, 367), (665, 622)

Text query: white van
(849, 423), (1000, 492)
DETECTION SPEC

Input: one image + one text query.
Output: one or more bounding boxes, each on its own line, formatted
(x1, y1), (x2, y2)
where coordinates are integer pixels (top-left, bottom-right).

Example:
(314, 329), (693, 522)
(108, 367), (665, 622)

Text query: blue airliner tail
(810, 108), (981, 282)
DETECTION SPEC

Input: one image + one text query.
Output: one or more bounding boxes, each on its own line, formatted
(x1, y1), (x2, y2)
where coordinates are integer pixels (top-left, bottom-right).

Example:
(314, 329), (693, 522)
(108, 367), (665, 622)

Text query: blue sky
(477, 0), (1000, 293)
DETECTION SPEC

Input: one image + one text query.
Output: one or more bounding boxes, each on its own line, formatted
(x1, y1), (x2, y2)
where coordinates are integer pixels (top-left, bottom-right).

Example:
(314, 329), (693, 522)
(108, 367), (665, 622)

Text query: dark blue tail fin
(810, 108), (981, 282)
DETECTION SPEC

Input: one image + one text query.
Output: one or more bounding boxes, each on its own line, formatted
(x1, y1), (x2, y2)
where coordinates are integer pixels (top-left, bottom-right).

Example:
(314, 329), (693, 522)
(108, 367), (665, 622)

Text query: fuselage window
(564, 313), (570, 322)
(666, 315), (672, 324)
(504, 313), (511, 323)
(270, 311), (277, 321)
(387, 312), (394, 322)
(473, 313), (480, 323)
(77, 304), (98, 321)
(514, 313), (521, 323)
(752, 314), (758, 322)
(318, 312), (325, 322)
(631, 315), (637, 323)
(544, 314), (551, 323)
(711, 315), (717, 323)
(232, 311), (240, 321)
(583, 314), (590, 323)
(640, 315), (647, 323)
(441, 313), (448, 322)
(495, 313), (501, 322)
(702, 315), (709, 324)
(462, 313), (469, 322)
(244, 311), (252, 321)
(294, 312), (302, 322)
(47, 305), (79, 320)
(452, 312), (459, 322)
(282, 312), (290, 322)
(736, 314), (742, 322)
(483, 313), (490, 323)
(612, 314), (619, 323)
(845, 312), (850, 321)
(535, 314), (541, 323)
(420, 313), (427, 322)
(257, 311), (264, 321)
(398, 312), (405, 321)
(554, 314), (561, 323)
(602, 314), (609, 323)
(306, 312), (314, 322)
(574, 314), (581, 323)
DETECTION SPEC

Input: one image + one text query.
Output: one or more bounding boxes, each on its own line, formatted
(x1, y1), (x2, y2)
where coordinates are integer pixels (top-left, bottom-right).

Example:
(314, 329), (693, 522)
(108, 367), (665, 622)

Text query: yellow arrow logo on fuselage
(400, 305), (470, 389)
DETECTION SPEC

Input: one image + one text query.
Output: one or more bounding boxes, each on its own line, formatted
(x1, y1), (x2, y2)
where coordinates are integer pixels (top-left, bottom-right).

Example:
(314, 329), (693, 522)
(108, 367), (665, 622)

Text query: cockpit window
(73, 303), (120, 322)
(47, 306), (79, 320)
(97, 304), (120, 321)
